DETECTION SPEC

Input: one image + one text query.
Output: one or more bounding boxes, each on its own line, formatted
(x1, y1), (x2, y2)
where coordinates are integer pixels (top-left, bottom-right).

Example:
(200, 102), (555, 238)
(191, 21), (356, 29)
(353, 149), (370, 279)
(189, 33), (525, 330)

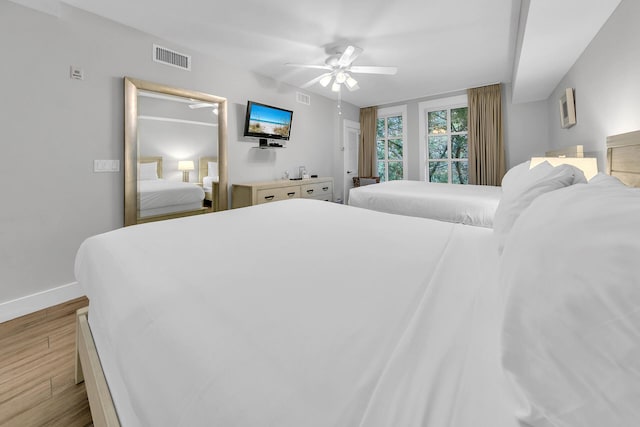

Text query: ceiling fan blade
(301, 73), (333, 89)
(337, 45), (363, 67)
(349, 66), (398, 75)
(286, 63), (332, 70)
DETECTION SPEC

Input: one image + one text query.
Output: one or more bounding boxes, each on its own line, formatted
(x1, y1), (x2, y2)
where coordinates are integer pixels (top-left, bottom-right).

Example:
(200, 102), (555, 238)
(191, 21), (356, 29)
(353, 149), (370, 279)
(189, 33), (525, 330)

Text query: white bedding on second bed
(75, 199), (516, 427)
(138, 179), (205, 217)
(348, 180), (501, 227)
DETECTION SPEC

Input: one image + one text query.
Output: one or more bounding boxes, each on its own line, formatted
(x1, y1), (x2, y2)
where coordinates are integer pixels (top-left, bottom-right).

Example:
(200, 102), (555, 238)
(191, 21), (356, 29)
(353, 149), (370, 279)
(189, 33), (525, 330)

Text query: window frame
(418, 95), (469, 183)
(376, 105), (408, 182)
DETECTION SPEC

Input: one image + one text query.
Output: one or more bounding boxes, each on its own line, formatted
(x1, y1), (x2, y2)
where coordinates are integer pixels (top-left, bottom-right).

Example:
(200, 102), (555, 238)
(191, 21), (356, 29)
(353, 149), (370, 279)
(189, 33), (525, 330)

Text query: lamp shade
(178, 160), (195, 171)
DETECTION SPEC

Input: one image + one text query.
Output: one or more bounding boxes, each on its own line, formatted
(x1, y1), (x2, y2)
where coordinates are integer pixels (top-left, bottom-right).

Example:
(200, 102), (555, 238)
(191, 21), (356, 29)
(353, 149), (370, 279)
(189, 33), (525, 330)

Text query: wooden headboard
(545, 145), (584, 158)
(140, 156), (163, 178)
(199, 156), (217, 182)
(607, 130), (640, 187)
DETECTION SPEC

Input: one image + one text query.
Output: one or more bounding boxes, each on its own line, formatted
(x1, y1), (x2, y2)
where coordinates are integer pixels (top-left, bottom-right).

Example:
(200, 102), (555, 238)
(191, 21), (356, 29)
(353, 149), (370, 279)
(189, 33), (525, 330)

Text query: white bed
(348, 146), (593, 228)
(138, 179), (205, 217)
(74, 135), (640, 427)
(77, 199), (516, 427)
(349, 180), (502, 227)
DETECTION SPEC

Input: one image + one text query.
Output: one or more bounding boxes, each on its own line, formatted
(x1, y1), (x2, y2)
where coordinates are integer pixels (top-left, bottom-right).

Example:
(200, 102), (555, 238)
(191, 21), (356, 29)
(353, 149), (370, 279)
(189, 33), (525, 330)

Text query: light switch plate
(94, 160), (120, 172)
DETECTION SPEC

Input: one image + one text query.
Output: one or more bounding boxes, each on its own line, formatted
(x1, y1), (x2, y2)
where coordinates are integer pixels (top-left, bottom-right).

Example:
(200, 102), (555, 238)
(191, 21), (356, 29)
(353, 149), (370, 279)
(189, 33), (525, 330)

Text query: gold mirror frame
(124, 77), (228, 226)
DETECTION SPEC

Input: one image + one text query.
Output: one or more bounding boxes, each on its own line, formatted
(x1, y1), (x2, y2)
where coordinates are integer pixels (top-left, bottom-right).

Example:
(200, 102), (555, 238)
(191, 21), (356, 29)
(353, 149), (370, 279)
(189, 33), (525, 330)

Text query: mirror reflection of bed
(137, 156), (207, 222)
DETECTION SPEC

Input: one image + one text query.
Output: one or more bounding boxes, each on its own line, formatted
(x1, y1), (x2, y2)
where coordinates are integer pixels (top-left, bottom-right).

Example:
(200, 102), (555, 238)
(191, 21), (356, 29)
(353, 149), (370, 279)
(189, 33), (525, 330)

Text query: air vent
(153, 44), (191, 71)
(296, 92), (311, 106)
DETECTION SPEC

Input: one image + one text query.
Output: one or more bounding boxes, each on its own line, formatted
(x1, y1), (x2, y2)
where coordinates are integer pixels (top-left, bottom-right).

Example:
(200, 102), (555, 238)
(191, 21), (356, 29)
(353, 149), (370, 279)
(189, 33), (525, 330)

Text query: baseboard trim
(0, 282), (85, 323)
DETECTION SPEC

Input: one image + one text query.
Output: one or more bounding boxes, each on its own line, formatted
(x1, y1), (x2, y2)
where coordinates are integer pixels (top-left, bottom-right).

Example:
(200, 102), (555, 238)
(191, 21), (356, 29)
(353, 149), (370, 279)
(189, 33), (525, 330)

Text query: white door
(343, 119), (360, 204)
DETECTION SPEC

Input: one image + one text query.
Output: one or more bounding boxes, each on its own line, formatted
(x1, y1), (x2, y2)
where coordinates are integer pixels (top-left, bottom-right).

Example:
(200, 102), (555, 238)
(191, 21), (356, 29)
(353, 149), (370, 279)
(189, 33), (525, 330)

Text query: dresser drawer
(256, 186), (300, 204)
(308, 193), (333, 202)
(301, 181), (333, 199)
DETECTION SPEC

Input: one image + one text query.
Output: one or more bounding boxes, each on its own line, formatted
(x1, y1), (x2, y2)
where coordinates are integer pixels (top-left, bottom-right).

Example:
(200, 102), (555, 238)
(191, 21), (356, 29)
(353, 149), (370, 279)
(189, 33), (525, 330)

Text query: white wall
(0, 1), (357, 319)
(503, 83), (550, 167)
(546, 0), (639, 171)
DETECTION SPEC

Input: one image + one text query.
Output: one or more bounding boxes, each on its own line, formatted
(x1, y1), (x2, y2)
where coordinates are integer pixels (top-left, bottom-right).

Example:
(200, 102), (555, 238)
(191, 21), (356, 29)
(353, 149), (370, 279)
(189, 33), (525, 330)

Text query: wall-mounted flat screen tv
(243, 101), (293, 141)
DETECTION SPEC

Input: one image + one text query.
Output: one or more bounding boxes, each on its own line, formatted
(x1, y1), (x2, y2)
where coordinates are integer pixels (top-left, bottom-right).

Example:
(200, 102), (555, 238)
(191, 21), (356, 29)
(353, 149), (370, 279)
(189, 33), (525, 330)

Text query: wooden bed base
(73, 132), (640, 426)
(75, 307), (121, 427)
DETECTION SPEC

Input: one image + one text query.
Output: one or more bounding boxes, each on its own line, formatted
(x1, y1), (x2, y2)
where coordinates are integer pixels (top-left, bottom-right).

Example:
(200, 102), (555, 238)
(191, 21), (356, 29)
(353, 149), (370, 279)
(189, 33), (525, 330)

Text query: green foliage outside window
(378, 115), (404, 182)
(426, 106), (468, 184)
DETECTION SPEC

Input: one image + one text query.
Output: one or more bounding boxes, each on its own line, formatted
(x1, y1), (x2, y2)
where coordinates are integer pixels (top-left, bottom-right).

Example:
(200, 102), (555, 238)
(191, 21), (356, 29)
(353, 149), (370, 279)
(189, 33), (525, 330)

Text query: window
(376, 105), (407, 182)
(419, 96), (469, 184)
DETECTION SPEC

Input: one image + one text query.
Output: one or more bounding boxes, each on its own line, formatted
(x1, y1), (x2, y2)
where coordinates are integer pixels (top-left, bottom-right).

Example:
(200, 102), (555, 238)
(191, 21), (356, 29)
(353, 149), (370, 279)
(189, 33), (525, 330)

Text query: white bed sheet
(349, 180), (502, 227)
(138, 179), (205, 217)
(75, 199), (517, 427)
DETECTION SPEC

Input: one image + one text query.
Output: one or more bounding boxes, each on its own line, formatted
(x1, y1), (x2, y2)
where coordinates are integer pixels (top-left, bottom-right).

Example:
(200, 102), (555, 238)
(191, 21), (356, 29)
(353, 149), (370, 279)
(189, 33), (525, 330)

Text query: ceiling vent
(296, 92), (311, 106)
(153, 44), (191, 71)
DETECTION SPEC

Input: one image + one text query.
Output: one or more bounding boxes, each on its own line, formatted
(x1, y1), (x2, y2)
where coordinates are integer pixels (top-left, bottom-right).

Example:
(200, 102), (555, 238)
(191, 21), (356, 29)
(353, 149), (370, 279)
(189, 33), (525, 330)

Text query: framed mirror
(124, 77), (228, 226)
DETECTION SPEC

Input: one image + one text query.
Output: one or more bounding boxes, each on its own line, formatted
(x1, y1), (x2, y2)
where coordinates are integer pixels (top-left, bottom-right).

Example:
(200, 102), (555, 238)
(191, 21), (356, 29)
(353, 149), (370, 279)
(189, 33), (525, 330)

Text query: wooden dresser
(231, 177), (334, 208)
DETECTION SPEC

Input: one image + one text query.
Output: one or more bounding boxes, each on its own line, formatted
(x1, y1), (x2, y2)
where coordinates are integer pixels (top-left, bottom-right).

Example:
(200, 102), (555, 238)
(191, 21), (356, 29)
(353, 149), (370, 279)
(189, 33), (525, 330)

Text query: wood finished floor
(0, 297), (93, 426)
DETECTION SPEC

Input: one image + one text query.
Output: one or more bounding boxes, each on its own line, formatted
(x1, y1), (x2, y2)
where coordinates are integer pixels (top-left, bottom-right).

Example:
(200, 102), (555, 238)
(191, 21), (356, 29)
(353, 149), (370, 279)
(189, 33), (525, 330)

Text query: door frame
(343, 119), (360, 204)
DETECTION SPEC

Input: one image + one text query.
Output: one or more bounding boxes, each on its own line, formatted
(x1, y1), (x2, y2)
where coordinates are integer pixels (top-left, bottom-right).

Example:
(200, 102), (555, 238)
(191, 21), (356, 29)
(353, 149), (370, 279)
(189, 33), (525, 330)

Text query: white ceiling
(13, 0), (621, 107)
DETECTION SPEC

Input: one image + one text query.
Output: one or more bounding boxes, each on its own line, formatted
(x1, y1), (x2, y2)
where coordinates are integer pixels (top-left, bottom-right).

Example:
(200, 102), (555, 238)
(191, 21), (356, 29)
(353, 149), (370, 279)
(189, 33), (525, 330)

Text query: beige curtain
(467, 84), (505, 185)
(358, 107), (378, 177)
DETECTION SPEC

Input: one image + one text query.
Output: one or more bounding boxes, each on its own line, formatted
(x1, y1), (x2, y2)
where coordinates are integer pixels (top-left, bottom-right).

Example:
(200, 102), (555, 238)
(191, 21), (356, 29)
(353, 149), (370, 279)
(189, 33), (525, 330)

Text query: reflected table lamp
(178, 160), (195, 182)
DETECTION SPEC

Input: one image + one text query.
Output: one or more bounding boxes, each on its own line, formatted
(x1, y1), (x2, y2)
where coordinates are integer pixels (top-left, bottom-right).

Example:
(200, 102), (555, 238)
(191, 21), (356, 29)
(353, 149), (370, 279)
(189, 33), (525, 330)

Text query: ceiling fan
(287, 45), (398, 92)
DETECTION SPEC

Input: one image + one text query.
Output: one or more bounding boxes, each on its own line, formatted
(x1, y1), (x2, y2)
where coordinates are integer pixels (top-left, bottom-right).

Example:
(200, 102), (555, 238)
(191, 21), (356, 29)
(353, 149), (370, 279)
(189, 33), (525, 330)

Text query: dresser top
(232, 177), (333, 188)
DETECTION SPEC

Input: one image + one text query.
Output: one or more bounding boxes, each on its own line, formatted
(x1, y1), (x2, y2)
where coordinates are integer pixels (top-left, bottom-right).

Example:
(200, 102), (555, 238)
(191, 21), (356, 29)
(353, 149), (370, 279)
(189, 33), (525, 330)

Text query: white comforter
(349, 180), (502, 227)
(138, 179), (205, 210)
(75, 199), (517, 427)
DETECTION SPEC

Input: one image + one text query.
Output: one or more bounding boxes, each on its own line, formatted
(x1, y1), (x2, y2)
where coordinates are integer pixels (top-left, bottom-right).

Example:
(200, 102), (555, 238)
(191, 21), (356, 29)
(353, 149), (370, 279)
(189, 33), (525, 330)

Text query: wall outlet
(94, 160), (120, 172)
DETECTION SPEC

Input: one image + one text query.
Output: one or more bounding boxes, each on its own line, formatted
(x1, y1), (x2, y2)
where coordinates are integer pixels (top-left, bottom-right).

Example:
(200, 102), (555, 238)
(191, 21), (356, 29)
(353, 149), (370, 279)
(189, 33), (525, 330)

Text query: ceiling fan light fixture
(331, 82), (341, 92)
(345, 75), (358, 90)
(319, 74), (333, 87)
(335, 71), (347, 84)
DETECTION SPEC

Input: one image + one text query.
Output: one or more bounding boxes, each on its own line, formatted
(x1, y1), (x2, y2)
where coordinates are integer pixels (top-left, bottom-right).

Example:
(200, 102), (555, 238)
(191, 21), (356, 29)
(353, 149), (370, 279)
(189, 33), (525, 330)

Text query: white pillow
(494, 162), (583, 253)
(139, 162), (158, 180)
(501, 160), (531, 190)
(589, 172), (625, 187)
(207, 161), (219, 180)
(500, 183), (640, 427)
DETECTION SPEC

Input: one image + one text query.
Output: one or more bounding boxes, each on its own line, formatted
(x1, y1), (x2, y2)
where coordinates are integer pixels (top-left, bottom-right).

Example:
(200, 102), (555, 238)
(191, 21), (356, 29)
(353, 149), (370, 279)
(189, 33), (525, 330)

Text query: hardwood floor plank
(0, 378), (51, 423)
(0, 298), (93, 426)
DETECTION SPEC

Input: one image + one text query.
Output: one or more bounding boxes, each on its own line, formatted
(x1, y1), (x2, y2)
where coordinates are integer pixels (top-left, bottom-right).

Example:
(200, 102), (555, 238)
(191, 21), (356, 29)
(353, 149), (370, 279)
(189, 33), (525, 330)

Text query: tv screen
(243, 101), (293, 141)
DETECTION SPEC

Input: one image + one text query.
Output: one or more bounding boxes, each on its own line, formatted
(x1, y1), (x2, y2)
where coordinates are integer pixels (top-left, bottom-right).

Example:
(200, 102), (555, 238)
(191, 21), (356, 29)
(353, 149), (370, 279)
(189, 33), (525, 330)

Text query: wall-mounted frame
(559, 88), (576, 129)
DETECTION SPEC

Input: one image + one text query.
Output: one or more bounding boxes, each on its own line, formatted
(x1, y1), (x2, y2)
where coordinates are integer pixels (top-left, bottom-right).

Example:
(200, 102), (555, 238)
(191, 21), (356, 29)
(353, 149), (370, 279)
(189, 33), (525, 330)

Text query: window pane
(377, 161), (386, 182)
(428, 161), (448, 183)
(451, 134), (468, 159)
(377, 139), (385, 160)
(388, 139), (403, 160)
(428, 136), (448, 159)
(452, 161), (468, 184)
(451, 107), (468, 133)
(376, 118), (385, 138)
(387, 116), (402, 137)
(388, 162), (403, 181)
(428, 110), (447, 134)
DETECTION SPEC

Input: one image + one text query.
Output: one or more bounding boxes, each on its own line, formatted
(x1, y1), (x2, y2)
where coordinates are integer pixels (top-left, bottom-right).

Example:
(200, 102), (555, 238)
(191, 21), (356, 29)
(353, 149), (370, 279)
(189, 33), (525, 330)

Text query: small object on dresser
(310, 174), (318, 178)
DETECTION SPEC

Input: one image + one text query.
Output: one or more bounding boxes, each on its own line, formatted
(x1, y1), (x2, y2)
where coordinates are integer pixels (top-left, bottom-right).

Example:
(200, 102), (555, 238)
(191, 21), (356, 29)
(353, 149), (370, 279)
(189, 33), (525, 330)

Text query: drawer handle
(322, 187), (329, 191)
(287, 192), (295, 197)
(307, 189), (314, 194)
(264, 195), (275, 201)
